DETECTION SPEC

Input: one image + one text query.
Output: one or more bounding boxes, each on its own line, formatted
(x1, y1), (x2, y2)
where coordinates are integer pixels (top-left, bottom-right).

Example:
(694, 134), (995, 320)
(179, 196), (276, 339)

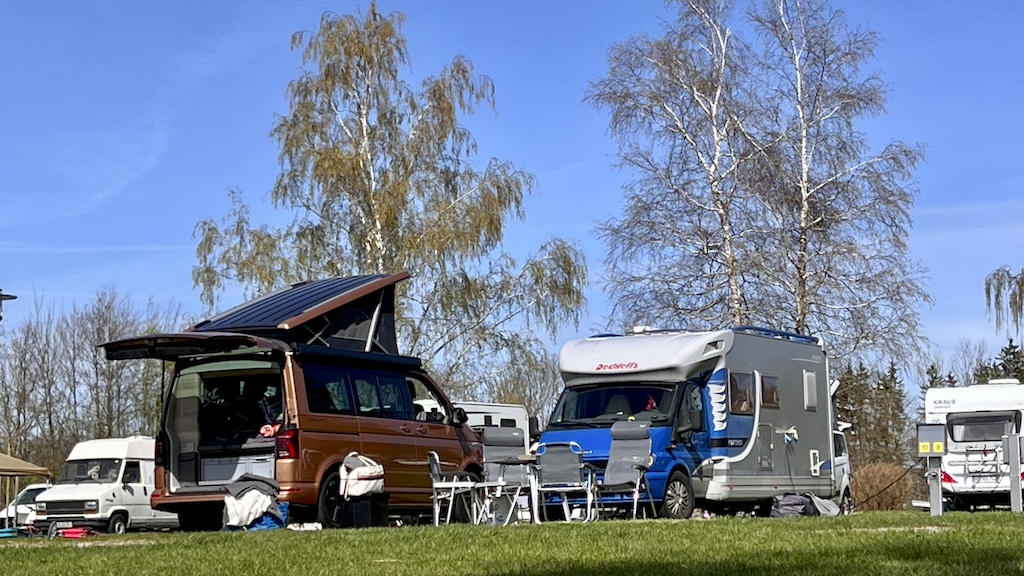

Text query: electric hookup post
(1001, 432), (1024, 513)
(917, 424), (946, 517)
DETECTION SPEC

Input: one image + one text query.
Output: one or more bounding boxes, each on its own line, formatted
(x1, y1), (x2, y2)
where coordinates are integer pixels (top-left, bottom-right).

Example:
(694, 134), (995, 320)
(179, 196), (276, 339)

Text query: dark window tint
(377, 374), (413, 420)
(352, 369), (413, 420)
(947, 413), (1020, 442)
(303, 364), (355, 416)
(729, 371), (753, 415)
(550, 384), (676, 427)
(676, 383), (705, 432)
(833, 432), (848, 457)
(122, 461), (142, 484)
(760, 374), (780, 409)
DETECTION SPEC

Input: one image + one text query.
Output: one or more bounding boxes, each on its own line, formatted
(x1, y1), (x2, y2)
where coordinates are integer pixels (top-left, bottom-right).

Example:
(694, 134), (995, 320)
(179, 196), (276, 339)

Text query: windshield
(947, 412), (1020, 442)
(549, 383), (677, 428)
(56, 459), (123, 484)
(14, 487), (47, 505)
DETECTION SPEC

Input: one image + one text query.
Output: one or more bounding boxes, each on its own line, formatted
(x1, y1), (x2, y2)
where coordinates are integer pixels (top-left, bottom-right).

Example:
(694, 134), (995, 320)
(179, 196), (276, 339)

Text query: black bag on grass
(770, 493), (819, 517)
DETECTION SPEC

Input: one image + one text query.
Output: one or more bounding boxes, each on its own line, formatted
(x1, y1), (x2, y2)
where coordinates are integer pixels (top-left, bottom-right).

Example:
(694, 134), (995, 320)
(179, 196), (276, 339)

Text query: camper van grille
(44, 501), (86, 515)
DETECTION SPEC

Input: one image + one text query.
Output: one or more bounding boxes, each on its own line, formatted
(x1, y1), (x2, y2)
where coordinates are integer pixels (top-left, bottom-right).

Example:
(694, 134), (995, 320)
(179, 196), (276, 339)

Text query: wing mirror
(451, 407), (468, 426)
(675, 410), (704, 441)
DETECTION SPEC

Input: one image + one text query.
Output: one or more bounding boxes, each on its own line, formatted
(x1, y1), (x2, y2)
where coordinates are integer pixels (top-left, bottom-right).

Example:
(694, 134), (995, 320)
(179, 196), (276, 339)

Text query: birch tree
(590, 0), (929, 367)
(746, 0), (929, 361)
(193, 4), (586, 399)
(586, 0), (757, 329)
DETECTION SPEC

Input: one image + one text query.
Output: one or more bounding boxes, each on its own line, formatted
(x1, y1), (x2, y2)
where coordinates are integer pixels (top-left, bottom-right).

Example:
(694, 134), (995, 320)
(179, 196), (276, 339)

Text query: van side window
(408, 376), (449, 423)
(303, 364), (355, 416)
(122, 461), (141, 484)
(377, 374), (413, 420)
(354, 376), (382, 417)
(729, 371), (754, 415)
(352, 369), (414, 420)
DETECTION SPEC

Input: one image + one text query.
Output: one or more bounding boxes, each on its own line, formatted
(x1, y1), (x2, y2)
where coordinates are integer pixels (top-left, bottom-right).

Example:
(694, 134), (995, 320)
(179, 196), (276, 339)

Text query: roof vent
(632, 325), (655, 334)
(987, 378), (1022, 385)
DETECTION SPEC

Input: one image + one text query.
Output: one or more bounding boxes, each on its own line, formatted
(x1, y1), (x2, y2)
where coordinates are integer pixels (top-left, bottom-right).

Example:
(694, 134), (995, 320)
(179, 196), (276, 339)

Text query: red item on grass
(59, 528), (97, 539)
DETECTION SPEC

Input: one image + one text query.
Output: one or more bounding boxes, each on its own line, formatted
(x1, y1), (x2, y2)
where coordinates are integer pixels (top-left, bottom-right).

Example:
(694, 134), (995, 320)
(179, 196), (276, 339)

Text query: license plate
(54, 521), (73, 529)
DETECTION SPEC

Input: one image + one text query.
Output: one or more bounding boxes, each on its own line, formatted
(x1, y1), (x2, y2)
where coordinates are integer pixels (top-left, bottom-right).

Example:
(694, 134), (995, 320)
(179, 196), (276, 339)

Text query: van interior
(166, 358), (283, 492)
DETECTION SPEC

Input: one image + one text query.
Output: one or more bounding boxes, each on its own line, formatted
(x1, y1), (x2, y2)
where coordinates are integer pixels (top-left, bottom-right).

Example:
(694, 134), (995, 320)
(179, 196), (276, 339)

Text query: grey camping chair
(477, 427), (530, 525)
(426, 451), (479, 525)
(597, 421), (656, 519)
(535, 441), (596, 522)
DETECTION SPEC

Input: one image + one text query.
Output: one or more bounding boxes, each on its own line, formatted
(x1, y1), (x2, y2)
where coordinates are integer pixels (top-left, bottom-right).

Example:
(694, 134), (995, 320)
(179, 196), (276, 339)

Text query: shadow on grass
(482, 537), (1024, 576)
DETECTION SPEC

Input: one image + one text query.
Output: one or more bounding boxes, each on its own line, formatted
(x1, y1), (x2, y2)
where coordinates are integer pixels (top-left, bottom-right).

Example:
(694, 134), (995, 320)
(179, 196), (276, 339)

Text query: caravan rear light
(276, 429), (299, 460)
(940, 471), (956, 484)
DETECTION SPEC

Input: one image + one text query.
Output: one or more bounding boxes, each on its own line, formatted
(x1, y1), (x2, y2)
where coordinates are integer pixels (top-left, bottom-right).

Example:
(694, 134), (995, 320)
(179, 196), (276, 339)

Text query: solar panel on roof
(189, 272), (409, 354)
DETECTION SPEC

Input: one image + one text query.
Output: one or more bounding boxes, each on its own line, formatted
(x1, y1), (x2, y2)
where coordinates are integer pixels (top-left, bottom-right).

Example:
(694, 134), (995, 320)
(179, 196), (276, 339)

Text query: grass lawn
(2, 512), (1022, 576)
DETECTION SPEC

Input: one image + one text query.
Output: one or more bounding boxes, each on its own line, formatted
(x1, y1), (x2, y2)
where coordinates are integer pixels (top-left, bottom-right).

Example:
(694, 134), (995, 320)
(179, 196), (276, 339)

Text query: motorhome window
(56, 459), (123, 484)
(760, 374), (780, 409)
(803, 371), (818, 411)
(122, 461), (142, 484)
(303, 363), (355, 416)
(549, 384), (676, 427)
(729, 372), (754, 415)
(408, 376), (448, 423)
(352, 369), (414, 420)
(947, 413), (1020, 442)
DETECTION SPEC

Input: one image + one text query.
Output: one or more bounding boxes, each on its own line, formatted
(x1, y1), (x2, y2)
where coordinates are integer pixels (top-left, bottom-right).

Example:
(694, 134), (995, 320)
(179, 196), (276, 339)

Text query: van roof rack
(732, 325), (820, 346)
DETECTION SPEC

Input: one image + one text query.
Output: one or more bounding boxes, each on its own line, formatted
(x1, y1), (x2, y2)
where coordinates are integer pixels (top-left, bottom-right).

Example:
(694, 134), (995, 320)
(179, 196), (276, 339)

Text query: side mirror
(528, 416), (541, 441)
(451, 407), (468, 426)
(675, 410), (704, 441)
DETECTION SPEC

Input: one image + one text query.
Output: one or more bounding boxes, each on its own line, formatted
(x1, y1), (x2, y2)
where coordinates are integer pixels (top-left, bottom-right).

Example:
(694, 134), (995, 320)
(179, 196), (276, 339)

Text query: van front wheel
(660, 472), (695, 519)
(107, 512), (128, 534)
(317, 470), (344, 528)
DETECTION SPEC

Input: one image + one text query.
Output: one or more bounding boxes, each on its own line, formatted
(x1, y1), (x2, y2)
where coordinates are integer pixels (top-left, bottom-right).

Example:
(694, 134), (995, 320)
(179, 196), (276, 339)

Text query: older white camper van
(924, 379), (1024, 510)
(34, 437), (179, 534)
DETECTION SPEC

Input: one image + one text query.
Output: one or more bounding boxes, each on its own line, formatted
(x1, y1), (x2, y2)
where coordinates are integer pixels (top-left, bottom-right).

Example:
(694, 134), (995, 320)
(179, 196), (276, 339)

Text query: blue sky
(2, 1), (1023, 375)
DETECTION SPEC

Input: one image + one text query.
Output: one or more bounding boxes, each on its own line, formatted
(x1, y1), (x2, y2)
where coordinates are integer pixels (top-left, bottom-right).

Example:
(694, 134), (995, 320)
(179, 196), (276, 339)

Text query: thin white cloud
(0, 242), (192, 255)
(914, 196), (1024, 221)
(56, 122), (168, 212)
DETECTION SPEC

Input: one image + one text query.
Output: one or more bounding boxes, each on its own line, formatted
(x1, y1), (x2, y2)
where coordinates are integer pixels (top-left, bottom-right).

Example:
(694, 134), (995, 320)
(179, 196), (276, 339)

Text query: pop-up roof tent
(103, 272), (410, 360)
(0, 453), (50, 477)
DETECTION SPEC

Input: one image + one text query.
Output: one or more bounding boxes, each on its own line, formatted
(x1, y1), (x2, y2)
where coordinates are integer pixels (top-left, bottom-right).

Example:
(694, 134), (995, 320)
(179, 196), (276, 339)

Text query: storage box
(199, 454), (275, 485)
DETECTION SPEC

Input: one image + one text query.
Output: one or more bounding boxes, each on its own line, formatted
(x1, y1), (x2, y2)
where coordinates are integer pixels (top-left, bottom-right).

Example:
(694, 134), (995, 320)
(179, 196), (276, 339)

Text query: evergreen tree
(918, 363), (943, 419)
(996, 338), (1024, 381)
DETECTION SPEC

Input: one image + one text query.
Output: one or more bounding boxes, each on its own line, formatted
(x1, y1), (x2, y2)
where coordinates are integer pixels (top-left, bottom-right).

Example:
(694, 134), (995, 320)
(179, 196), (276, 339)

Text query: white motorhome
(924, 378), (1024, 510)
(34, 437), (179, 534)
(541, 326), (841, 518)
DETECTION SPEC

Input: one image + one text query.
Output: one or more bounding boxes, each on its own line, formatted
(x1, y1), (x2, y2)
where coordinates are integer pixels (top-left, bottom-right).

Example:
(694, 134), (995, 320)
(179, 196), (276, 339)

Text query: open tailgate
(100, 332), (288, 361)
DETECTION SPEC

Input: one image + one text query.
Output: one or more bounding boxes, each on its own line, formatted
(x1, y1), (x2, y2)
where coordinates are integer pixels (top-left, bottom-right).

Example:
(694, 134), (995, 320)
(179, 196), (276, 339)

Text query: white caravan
(456, 402), (534, 452)
(34, 437), (179, 534)
(924, 379), (1024, 510)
